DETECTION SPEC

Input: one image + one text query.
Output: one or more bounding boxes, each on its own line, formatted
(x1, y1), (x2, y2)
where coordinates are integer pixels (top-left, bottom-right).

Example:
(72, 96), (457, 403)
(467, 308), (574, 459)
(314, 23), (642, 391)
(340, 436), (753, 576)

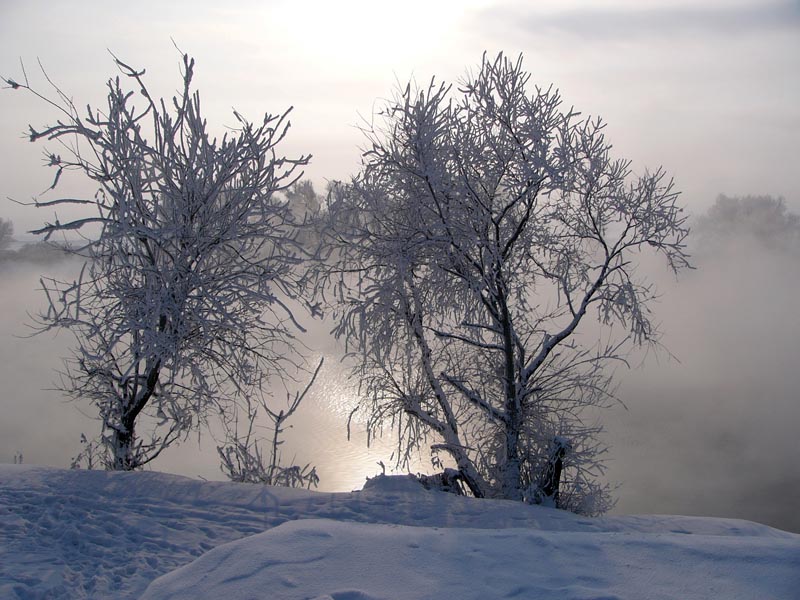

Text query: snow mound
(2, 465), (798, 599)
(143, 518), (800, 600)
(360, 473), (425, 493)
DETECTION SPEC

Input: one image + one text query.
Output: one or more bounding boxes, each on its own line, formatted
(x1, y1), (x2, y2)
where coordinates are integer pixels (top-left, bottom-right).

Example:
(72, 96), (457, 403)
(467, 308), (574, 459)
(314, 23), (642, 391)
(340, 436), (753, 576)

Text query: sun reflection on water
(283, 355), (430, 492)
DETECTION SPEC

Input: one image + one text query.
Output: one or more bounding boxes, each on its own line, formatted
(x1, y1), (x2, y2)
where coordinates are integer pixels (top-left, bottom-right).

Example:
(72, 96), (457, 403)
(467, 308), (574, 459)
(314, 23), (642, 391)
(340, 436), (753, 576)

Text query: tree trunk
(540, 436), (569, 506)
(111, 419), (136, 471)
(498, 281), (523, 501)
(110, 359), (161, 470)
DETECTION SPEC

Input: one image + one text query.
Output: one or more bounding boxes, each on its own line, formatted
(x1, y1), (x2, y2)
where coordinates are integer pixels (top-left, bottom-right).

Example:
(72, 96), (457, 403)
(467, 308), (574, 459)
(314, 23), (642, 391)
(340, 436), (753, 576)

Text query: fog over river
(2, 201), (799, 533)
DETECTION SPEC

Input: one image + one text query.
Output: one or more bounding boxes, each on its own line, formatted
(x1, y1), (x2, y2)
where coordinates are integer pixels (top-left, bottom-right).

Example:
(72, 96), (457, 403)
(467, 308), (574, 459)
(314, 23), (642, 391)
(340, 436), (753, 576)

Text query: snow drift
(1, 466), (797, 599)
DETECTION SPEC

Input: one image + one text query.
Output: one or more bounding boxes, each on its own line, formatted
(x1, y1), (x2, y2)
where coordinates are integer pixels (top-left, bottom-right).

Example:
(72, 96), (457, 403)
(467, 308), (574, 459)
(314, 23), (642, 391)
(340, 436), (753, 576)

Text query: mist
(0, 256), (93, 466)
(0, 247), (410, 492)
(1, 195), (797, 533)
(604, 196), (800, 532)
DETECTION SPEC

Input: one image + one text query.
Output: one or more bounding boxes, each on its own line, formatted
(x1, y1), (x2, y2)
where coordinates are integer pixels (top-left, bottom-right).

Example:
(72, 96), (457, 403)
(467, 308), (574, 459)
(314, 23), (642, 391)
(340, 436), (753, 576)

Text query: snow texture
(1, 467), (798, 599)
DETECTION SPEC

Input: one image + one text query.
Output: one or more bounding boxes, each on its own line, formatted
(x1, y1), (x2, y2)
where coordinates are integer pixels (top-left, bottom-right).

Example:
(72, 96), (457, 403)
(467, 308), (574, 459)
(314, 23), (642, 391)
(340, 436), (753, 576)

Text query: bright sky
(1, 0), (798, 237)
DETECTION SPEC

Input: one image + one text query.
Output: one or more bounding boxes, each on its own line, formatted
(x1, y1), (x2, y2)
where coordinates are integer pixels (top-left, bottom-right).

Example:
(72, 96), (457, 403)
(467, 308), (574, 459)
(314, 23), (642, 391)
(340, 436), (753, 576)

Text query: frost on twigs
(320, 52), (689, 514)
(5, 52), (316, 471)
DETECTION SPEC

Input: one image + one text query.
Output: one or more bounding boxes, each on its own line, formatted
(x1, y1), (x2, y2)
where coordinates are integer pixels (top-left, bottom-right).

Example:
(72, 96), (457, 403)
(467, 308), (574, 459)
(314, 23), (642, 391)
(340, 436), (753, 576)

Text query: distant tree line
(0, 217), (71, 264)
(695, 194), (800, 253)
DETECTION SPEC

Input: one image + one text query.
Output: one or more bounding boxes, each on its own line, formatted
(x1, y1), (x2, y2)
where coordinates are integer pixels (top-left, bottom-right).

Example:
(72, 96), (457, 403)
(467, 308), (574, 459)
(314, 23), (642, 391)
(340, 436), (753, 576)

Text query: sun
(274, 0), (492, 72)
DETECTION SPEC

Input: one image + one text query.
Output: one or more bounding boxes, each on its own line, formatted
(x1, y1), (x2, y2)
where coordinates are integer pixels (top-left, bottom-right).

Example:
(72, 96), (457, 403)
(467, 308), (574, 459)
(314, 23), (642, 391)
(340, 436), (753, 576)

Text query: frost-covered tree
(286, 180), (323, 249)
(696, 194), (800, 253)
(322, 53), (689, 512)
(3, 54), (316, 470)
(0, 217), (13, 251)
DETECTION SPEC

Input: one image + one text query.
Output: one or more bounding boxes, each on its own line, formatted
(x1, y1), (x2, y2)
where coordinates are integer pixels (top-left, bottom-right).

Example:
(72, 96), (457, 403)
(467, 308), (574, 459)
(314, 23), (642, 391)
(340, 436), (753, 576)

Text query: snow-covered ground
(1, 465), (798, 599)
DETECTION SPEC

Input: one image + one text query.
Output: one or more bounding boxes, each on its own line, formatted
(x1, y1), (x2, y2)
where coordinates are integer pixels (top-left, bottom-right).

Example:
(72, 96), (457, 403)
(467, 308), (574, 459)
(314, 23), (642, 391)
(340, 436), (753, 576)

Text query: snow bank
(143, 518), (800, 600)
(1, 466), (798, 599)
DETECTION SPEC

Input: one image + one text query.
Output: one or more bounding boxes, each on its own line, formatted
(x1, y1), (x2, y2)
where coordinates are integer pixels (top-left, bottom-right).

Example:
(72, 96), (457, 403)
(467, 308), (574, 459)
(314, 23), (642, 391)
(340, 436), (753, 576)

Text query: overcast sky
(1, 0), (798, 234)
(1, 0), (799, 531)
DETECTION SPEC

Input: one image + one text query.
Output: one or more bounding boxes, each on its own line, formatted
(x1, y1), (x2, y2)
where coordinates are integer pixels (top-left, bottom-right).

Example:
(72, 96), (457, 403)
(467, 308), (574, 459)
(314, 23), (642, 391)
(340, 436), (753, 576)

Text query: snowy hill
(1, 465), (798, 599)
